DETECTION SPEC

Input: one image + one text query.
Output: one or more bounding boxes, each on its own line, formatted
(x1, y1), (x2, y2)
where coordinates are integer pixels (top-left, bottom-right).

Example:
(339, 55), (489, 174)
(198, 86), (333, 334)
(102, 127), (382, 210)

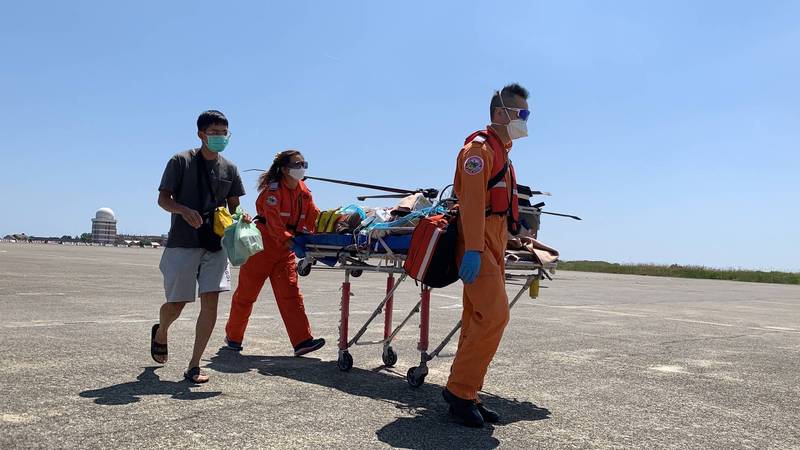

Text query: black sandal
(183, 366), (209, 384)
(150, 324), (168, 364)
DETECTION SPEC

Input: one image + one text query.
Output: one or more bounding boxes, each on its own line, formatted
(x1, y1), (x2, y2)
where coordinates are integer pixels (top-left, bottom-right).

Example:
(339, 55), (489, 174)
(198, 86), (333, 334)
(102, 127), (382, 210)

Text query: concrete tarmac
(1, 243), (798, 449)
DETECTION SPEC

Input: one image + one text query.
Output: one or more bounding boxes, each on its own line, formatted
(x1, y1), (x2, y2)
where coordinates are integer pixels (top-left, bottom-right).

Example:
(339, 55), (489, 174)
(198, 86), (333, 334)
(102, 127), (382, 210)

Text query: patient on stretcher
(505, 206), (559, 266)
(308, 194), (559, 269)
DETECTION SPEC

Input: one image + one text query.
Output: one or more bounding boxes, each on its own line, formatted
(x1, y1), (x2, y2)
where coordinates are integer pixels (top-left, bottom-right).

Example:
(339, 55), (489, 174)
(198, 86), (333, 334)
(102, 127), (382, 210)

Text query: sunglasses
(502, 107), (531, 122)
(286, 161), (309, 169)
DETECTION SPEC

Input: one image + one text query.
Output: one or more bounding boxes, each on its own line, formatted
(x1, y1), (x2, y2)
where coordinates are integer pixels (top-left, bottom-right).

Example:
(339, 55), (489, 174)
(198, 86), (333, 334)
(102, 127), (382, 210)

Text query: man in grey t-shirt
(151, 110), (247, 384)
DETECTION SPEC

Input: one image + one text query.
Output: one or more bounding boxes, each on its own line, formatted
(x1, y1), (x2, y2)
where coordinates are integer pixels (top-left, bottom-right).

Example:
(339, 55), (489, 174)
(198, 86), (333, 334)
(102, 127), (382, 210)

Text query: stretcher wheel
(351, 270), (363, 278)
(406, 366), (426, 388)
(297, 263), (312, 277)
(382, 347), (398, 367)
(337, 352), (353, 372)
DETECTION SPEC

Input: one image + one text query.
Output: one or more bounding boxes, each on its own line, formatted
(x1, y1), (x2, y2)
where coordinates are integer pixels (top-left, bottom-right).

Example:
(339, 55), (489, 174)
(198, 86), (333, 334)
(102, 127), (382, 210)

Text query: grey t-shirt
(158, 149), (246, 248)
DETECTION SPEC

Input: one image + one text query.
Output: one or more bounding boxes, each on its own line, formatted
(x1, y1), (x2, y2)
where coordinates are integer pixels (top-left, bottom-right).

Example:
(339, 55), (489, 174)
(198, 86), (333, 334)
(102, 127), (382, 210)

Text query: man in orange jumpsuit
(224, 150), (325, 356)
(443, 84), (531, 427)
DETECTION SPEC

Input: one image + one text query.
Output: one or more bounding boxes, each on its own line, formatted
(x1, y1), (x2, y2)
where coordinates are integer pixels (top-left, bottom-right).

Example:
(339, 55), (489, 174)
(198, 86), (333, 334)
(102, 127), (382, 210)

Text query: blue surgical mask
(206, 135), (229, 152)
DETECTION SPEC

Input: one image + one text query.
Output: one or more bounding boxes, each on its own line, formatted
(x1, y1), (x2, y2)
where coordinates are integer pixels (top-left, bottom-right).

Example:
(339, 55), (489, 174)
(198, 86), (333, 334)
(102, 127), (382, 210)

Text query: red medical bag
(403, 213), (460, 288)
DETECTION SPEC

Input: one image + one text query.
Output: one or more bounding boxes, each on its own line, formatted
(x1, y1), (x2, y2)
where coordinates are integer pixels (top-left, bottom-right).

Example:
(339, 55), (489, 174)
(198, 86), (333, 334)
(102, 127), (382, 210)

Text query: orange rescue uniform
(446, 127), (514, 400)
(225, 179), (320, 347)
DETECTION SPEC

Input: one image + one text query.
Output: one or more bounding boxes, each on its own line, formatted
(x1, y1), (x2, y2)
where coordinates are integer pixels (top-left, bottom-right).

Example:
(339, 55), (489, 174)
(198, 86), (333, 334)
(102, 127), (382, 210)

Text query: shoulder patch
(266, 195), (278, 206)
(268, 182), (279, 191)
(463, 156), (484, 175)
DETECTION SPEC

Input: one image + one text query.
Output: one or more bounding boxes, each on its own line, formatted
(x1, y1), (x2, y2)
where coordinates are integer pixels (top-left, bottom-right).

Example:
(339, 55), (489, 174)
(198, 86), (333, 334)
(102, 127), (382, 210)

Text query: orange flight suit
(225, 179), (320, 347)
(446, 127), (514, 400)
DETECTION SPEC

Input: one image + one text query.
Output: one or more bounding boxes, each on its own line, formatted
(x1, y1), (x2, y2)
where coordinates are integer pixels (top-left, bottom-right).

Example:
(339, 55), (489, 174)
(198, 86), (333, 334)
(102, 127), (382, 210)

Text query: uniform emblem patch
(266, 196), (278, 206)
(464, 156), (484, 175)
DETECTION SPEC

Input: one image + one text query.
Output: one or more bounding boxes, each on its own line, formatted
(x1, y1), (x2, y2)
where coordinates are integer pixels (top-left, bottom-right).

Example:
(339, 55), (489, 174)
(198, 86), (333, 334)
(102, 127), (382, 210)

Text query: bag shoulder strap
(195, 150), (217, 212)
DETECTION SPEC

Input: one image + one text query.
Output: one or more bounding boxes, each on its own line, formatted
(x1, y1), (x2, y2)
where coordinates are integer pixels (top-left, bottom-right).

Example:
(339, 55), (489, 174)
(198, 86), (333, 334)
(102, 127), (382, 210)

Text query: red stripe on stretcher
(417, 227), (442, 279)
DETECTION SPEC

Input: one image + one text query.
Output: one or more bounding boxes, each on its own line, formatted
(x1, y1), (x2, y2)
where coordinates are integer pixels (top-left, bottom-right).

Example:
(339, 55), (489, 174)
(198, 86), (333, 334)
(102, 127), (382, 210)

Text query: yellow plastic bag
(529, 277), (540, 298)
(213, 206), (234, 237)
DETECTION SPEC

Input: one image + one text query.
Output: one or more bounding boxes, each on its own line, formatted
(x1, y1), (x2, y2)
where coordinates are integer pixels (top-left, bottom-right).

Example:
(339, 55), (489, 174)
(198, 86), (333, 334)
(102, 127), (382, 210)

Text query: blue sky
(1, 1), (798, 271)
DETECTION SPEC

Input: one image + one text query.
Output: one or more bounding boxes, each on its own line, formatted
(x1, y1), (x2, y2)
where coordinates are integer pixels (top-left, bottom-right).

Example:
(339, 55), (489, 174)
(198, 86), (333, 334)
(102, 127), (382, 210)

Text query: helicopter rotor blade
(540, 211), (582, 221)
(303, 176), (415, 195)
(356, 194), (411, 201)
(245, 170), (412, 193)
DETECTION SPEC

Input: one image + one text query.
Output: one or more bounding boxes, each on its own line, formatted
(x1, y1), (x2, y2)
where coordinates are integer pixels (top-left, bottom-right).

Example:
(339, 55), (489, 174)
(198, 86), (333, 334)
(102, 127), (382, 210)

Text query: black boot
(476, 402), (500, 423)
(294, 338), (325, 356)
(442, 389), (485, 428)
(224, 336), (243, 352)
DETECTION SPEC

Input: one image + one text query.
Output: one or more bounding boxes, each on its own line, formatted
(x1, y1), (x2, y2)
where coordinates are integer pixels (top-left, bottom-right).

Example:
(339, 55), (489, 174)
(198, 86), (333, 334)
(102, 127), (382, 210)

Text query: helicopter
(242, 170), (581, 232)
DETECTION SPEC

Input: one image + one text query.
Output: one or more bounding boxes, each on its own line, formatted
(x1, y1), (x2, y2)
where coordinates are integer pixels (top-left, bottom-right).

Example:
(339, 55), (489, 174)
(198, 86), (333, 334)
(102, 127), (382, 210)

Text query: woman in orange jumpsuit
(224, 150), (324, 356)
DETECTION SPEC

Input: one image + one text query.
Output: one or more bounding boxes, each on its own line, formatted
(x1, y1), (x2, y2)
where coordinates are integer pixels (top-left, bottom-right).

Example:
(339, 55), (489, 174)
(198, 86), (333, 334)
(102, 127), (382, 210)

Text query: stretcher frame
(299, 230), (555, 387)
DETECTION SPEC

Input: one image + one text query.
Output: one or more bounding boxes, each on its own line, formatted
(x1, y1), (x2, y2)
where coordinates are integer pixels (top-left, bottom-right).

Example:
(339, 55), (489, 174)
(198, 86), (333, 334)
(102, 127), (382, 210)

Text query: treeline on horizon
(557, 260), (800, 285)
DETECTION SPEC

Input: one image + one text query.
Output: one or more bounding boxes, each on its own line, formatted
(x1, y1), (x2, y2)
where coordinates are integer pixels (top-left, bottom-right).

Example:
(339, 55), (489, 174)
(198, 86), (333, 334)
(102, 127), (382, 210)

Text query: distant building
(91, 208), (117, 244)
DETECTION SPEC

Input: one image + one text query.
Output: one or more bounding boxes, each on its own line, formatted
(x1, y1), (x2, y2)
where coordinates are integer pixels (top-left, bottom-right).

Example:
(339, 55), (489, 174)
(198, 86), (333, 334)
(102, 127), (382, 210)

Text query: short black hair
(196, 110), (228, 132)
(490, 83), (529, 118)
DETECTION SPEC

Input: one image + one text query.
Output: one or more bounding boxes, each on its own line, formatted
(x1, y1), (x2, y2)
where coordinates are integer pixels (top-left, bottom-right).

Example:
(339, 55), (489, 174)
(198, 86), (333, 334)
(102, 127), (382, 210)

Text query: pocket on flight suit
(478, 249), (502, 276)
(277, 257), (301, 295)
(286, 261), (299, 287)
(477, 216), (506, 277)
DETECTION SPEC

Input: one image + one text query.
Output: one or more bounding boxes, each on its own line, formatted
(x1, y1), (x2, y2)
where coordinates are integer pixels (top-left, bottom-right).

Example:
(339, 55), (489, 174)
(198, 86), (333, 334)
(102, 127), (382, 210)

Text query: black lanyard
(195, 150), (217, 213)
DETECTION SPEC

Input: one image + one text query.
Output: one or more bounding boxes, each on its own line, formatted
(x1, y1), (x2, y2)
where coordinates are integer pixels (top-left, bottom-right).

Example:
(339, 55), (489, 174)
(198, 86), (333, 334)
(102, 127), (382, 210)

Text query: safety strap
(486, 161), (508, 190)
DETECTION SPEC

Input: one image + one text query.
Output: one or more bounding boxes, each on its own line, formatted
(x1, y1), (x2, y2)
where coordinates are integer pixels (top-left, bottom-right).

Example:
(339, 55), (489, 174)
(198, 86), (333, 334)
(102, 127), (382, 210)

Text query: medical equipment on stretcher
(267, 174), (571, 387)
(297, 214), (556, 388)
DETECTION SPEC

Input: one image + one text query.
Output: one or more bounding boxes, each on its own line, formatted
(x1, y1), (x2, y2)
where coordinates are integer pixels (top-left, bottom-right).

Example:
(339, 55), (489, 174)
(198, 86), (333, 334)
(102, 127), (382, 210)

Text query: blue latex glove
(459, 250), (481, 284)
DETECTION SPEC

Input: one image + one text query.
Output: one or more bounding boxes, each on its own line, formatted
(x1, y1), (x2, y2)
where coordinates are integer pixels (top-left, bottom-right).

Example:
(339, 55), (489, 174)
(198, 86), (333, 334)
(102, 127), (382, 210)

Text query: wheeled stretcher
(297, 227), (556, 387)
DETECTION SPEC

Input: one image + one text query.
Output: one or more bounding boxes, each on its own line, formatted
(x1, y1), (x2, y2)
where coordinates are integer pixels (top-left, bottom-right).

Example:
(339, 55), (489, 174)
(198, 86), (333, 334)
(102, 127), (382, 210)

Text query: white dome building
(91, 207), (117, 244)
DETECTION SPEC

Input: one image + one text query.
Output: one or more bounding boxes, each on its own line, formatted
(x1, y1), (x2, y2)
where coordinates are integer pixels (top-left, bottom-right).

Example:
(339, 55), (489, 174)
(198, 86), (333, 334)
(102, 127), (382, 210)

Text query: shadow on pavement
(79, 366), (222, 405)
(207, 349), (550, 450)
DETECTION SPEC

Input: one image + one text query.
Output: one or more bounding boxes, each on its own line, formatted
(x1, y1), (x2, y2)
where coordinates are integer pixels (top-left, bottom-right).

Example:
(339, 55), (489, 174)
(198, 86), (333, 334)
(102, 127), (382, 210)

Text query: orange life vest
(463, 129), (521, 234)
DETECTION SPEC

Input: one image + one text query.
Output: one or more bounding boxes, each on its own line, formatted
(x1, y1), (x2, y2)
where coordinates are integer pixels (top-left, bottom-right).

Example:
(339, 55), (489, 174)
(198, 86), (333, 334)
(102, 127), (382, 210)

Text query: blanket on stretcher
(304, 232), (559, 267)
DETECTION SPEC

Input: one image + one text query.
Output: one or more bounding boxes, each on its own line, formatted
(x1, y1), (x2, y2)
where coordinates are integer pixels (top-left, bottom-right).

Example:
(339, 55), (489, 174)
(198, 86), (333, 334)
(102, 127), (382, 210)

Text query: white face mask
(507, 119), (528, 140)
(288, 168), (306, 180)
(495, 91), (529, 140)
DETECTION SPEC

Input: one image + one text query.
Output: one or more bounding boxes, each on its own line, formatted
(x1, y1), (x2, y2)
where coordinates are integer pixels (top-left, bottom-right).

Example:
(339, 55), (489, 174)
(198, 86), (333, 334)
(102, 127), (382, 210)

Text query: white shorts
(159, 247), (231, 303)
